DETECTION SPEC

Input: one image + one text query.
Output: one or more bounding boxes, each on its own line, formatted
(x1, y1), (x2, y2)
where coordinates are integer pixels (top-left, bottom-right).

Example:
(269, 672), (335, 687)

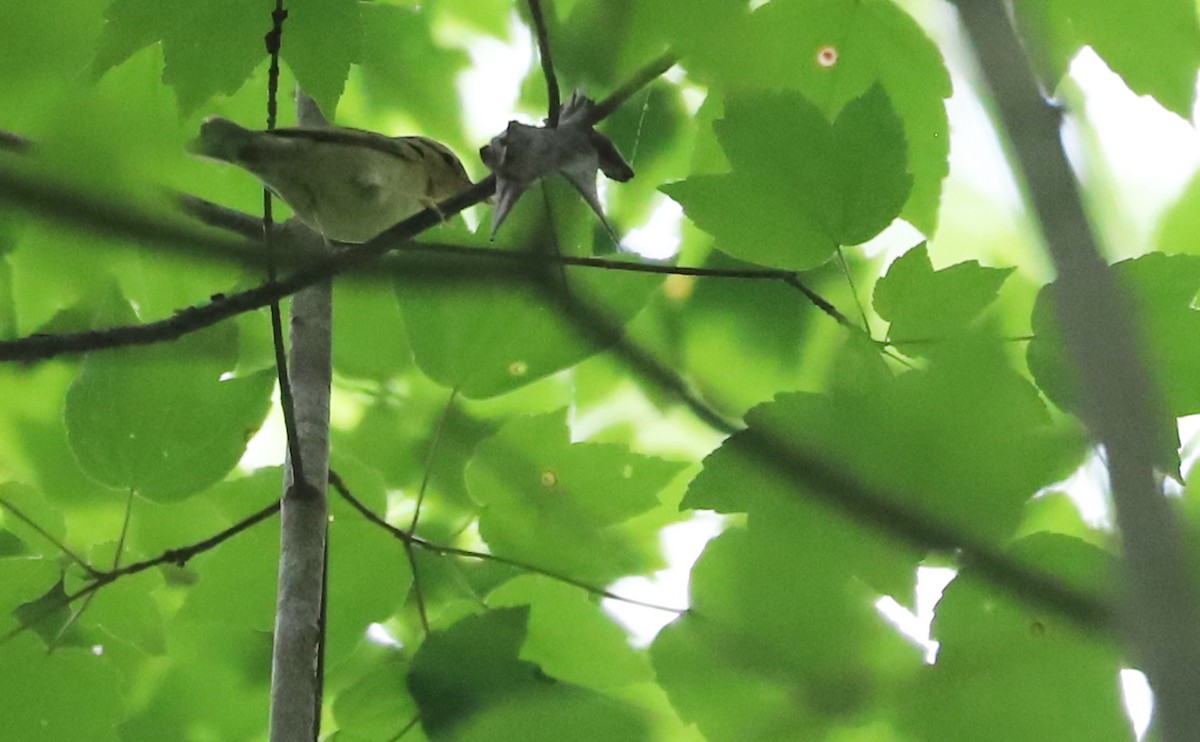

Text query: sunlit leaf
(1013, 0), (1200, 118)
(652, 524), (921, 741)
(642, 0), (949, 235)
(489, 574), (653, 690)
(663, 85), (911, 270)
(96, 0), (274, 113)
(65, 297), (274, 502)
(899, 534), (1128, 742)
(874, 243), (1014, 357)
(466, 409), (684, 584)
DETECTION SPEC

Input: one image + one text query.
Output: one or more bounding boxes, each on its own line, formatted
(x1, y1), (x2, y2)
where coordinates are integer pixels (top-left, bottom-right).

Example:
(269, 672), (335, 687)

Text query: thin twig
(590, 52), (678, 122)
(538, 270), (1115, 630)
(0, 235), (858, 363)
(388, 715), (421, 742)
(883, 334), (1036, 347)
(329, 472), (687, 615)
(0, 496), (99, 577)
(112, 488), (135, 571)
(409, 387), (459, 533)
(413, 538), (688, 614)
(0, 53), (715, 366)
(526, 0), (562, 126)
(0, 499), (281, 647)
(402, 541), (430, 635)
(262, 1), (307, 489)
(52, 488), (137, 650)
(835, 247), (872, 332)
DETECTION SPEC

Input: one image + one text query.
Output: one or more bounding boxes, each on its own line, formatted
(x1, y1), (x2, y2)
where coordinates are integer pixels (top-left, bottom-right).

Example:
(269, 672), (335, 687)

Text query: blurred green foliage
(0, 0), (1196, 740)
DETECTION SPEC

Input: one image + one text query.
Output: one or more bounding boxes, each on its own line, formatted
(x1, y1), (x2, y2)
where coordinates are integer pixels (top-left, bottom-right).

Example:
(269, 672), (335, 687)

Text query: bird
(193, 116), (475, 243)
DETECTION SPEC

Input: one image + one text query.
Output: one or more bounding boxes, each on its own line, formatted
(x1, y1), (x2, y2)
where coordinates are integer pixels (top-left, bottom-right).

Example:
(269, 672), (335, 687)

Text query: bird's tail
(190, 116), (260, 165)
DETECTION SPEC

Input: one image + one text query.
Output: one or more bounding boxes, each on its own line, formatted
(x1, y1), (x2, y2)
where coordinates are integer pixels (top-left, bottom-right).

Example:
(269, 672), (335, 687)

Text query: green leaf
(874, 243), (1015, 356)
(82, 561), (167, 655)
(0, 557), (60, 637)
(688, 336), (1086, 552)
(0, 530), (26, 557)
(280, 0), (360, 118)
(664, 85), (911, 270)
(0, 482), (67, 560)
(332, 650), (419, 739)
(597, 82), (695, 230)
(436, 0), (512, 39)
(176, 499), (280, 631)
(95, 0), (274, 113)
(899, 534), (1128, 742)
(646, 0), (949, 236)
(1, 0), (106, 97)
(1011, 0), (1079, 87)
(527, 0), (673, 91)
(0, 635), (123, 742)
(358, 3), (471, 148)
(331, 389), (496, 537)
(1014, 0), (1200, 118)
(652, 524), (921, 741)
(488, 575), (653, 690)
(65, 302), (274, 502)
(1156, 169), (1200, 255)
(628, 0), (750, 91)
(13, 578), (93, 647)
(332, 279), (411, 382)
(408, 607), (650, 741)
(121, 615), (271, 739)
(466, 409), (684, 584)
(397, 190), (662, 398)
(1027, 252), (1200, 476)
(325, 518), (412, 661)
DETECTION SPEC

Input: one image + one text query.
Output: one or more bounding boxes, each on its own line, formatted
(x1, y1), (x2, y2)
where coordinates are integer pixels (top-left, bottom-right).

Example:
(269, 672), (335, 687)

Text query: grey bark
(953, 2), (1200, 738)
(268, 92), (334, 742)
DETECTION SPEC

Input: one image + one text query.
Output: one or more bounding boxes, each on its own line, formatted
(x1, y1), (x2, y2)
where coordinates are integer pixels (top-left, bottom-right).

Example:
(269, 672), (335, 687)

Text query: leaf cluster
(1, 1), (1199, 741)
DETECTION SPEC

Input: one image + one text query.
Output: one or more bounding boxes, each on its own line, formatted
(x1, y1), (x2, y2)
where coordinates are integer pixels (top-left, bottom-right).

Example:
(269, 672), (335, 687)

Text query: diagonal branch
(0, 51), (681, 363)
(0, 499), (280, 647)
(952, 2), (1200, 738)
(537, 269), (1115, 631)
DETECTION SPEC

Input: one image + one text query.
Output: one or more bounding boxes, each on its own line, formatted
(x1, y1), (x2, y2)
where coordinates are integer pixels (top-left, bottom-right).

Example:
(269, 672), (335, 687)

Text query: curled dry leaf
(480, 91), (634, 238)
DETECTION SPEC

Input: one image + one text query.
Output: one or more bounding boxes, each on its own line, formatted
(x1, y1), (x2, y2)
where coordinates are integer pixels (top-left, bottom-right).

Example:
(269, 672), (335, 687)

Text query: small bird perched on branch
(192, 117), (475, 243)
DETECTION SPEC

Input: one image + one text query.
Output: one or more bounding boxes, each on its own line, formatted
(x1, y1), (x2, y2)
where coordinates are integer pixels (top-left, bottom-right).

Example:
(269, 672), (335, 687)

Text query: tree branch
(265, 4), (332, 730)
(526, 0), (562, 126)
(953, 3), (1200, 733)
(0, 499), (281, 647)
(538, 268), (1116, 630)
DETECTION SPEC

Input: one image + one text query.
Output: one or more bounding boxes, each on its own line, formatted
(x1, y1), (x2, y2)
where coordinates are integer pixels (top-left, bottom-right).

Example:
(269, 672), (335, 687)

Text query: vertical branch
(269, 273), (332, 742)
(952, 2), (1200, 739)
(526, 0), (562, 126)
(264, 8), (332, 742)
